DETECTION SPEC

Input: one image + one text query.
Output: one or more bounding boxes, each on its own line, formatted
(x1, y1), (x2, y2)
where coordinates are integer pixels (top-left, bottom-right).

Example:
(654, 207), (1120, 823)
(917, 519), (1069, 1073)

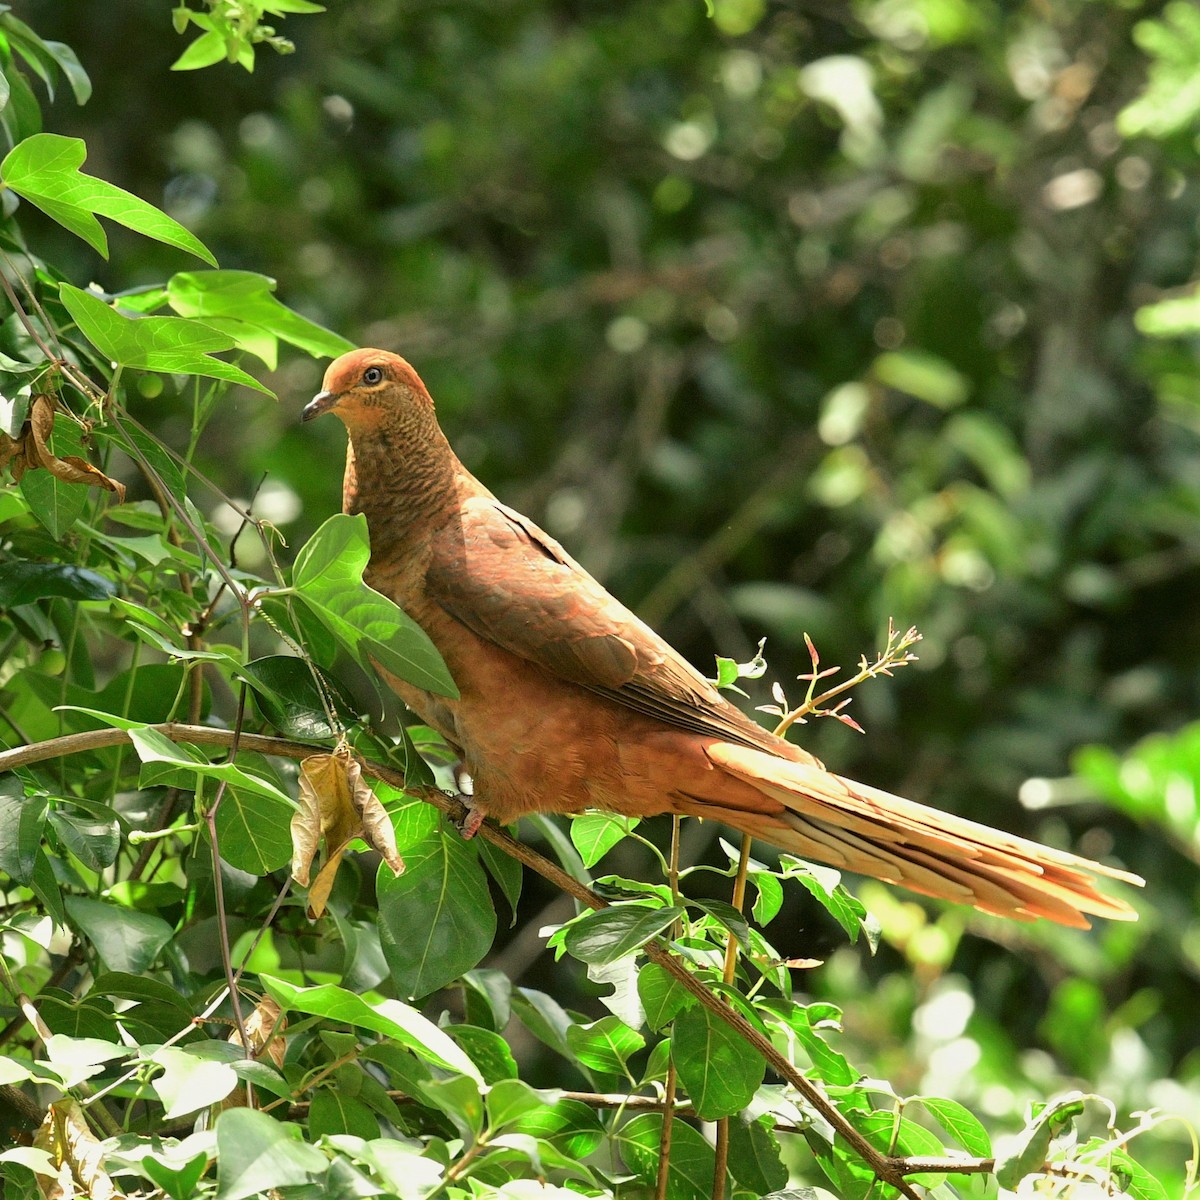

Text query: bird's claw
(455, 797), (486, 840)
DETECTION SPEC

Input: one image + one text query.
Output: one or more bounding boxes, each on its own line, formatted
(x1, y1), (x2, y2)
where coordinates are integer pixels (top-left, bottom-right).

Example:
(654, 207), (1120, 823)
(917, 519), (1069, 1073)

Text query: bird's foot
(456, 796), (486, 840)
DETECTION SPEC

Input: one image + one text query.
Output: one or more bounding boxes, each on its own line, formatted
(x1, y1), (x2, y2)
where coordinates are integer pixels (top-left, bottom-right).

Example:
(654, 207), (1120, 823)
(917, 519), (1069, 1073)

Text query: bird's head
(302, 348), (434, 432)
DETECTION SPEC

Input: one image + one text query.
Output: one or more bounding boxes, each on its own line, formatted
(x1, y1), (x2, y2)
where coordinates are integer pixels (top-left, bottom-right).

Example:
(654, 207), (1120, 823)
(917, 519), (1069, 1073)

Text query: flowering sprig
(758, 619), (922, 739)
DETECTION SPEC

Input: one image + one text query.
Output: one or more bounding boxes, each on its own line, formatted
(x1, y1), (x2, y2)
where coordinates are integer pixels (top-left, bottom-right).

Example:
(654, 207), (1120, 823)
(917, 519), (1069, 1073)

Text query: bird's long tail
(691, 742), (1142, 928)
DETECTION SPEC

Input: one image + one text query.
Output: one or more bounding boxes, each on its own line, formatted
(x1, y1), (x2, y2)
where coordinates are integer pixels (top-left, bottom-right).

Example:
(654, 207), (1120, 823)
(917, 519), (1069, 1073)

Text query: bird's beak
(302, 389), (337, 422)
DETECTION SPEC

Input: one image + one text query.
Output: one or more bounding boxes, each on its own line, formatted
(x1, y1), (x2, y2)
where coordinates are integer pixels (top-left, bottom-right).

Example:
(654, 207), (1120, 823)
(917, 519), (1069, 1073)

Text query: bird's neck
(341, 414), (478, 539)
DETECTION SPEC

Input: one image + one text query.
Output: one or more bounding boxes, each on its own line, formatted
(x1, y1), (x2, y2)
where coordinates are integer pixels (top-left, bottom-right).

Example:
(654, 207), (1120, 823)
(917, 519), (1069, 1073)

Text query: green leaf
(637, 962), (695, 1031)
(750, 870), (783, 925)
(763, 1000), (857, 1086)
(855, 1111), (947, 1181)
(994, 1094), (1087, 1190)
(485, 1079), (554, 1130)
(477, 835), (522, 924)
(308, 1088), (380, 1140)
(240, 654), (353, 740)
(570, 812), (639, 868)
(913, 1096), (991, 1158)
(125, 726), (294, 806)
(88, 972), (195, 1029)
(64, 895), (174, 975)
(0, 562), (115, 607)
(140, 1147), (209, 1200)
(376, 800), (495, 997)
(213, 787), (294, 874)
(780, 856), (877, 948)
(446, 1024), (517, 1084)
(292, 513), (458, 698)
(172, 30), (229, 72)
(565, 1015), (644, 1076)
(259, 976), (483, 1083)
(1118, 3), (1200, 138)
(511, 987), (575, 1059)
(31, 849), (67, 928)
(619, 1113), (716, 1200)
(150, 1045), (239, 1119)
(214, 1109), (326, 1200)
(42, 1034), (128, 1089)
(672, 1004), (765, 1120)
(59, 285), (269, 393)
(871, 349), (969, 408)
(419, 1074), (484, 1143)
(462, 968), (513, 1032)
(0, 779), (46, 884)
(561, 904), (684, 966)
(166, 270), (354, 369)
(48, 808), (119, 872)
(727, 1115), (788, 1193)
(509, 1096), (605, 1159)
(1, 134), (215, 262)
(40, 40), (91, 104)
(689, 897), (752, 951)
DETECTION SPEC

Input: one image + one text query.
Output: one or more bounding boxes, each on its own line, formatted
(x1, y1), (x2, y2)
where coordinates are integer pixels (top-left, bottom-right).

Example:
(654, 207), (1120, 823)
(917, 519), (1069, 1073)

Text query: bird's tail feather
(699, 742), (1142, 929)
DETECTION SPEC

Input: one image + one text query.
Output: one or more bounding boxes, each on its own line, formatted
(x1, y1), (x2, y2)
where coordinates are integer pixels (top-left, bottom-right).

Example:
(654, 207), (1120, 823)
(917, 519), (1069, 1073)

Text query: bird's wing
(426, 496), (790, 756)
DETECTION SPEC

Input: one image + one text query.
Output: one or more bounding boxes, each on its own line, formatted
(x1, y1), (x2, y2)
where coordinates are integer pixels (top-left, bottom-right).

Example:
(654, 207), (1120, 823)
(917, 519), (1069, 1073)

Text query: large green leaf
(0, 779), (46, 885)
(292, 513), (458, 698)
(619, 1113), (716, 1200)
(212, 787), (294, 874)
(376, 799), (495, 997)
(727, 1116), (788, 1194)
(125, 726), (294, 806)
(240, 654), (354, 741)
(0, 562), (115, 607)
(150, 1046), (239, 1119)
(259, 976), (483, 1083)
(671, 1003), (765, 1120)
(214, 1109), (326, 1200)
(63, 896), (174, 975)
(561, 903), (684, 967)
(59, 285), (269, 394)
(166, 270), (354, 369)
(565, 1016), (644, 1076)
(1, 134), (214, 262)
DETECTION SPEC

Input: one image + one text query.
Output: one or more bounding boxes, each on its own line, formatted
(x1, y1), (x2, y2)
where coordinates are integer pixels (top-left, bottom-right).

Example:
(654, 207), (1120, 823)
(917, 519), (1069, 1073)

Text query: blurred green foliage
(5, 0), (1200, 1191)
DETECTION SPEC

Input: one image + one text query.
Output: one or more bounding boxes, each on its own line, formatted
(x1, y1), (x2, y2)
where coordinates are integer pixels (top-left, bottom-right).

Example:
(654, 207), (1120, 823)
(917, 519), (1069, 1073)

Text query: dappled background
(23, 0), (1200, 1185)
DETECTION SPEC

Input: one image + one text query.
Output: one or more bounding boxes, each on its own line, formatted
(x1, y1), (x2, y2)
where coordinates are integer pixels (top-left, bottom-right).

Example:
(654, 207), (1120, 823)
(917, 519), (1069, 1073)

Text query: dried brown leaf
(3, 395), (126, 502)
(33, 1099), (119, 1200)
(292, 745), (403, 915)
(228, 995), (287, 1065)
(305, 835), (353, 919)
(347, 753), (404, 876)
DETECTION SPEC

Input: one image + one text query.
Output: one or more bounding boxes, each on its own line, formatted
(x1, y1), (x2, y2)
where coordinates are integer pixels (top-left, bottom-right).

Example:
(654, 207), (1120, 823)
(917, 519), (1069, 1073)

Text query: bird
(302, 348), (1143, 929)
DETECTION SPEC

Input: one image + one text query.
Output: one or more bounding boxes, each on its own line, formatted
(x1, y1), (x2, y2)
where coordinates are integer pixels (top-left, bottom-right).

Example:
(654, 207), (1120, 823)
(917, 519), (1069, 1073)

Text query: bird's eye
(363, 366), (384, 385)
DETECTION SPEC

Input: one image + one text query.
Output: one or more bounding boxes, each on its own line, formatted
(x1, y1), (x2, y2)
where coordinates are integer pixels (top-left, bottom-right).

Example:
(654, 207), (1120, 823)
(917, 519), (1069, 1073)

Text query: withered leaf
(292, 744), (403, 918)
(223, 995), (288, 1109)
(3, 394), (126, 502)
(33, 1098), (119, 1200)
